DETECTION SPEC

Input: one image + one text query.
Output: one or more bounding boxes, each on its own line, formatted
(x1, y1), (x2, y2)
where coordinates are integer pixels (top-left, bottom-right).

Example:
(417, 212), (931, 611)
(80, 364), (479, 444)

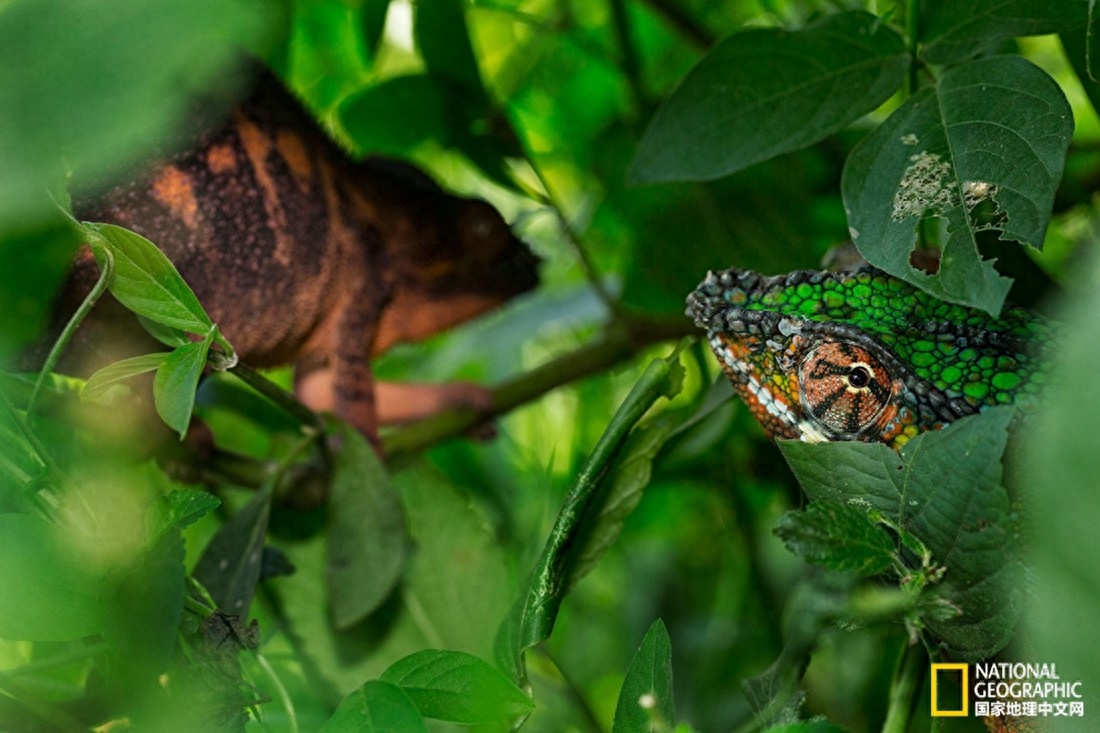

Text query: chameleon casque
(687, 267), (1050, 448)
(53, 68), (538, 440)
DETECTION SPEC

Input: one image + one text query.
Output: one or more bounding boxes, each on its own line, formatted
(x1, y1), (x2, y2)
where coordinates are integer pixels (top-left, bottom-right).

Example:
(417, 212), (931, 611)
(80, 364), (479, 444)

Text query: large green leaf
(380, 649), (533, 724)
(325, 419), (408, 630)
(516, 349), (684, 657)
(611, 619), (674, 733)
(319, 680), (428, 733)
(922, 0), (1088, 64)
(1024, 252), (1100, 733)
(842, 55), (1073, 315)
(629, 11), (907, 184)
(0, 0), (277, 227)
(0, 514), (106, 641)
(780, 408), (1022, 660)
(413, 0), (487, 99)
(339, 75), (452, 155)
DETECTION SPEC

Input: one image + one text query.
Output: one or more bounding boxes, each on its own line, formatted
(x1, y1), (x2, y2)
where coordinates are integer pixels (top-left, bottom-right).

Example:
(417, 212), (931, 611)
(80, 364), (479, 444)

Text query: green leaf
(779, 408), (1023, 660)
(1024, 251), (1100, 727)
(339, 75), (452, 155)
(569, 415), (677, 585)
(361, 0), (392, 62)
(320, 680), (428, 733)
(86, 223), (214, 333)
(153, 333), (214, 438)
(774, 502), (896, 577)
(380, 650), (533, 724)
(0, 514), (106, 641)
(82, 352), (168, 401)
(193, 486), (272, 618)
(842, 55), (1073, 315)
(629, 11), (907, 184)
(517, 347), (685, 658)
(413, 0), (488, 99)
(161, 489), (221, 531)
(326, 419), (408, 630)
(275, 462), (510, 692)
(763, 722), (851, 733)
(0, 0), (278, 227)
(611, 619), (674, 733)
(922, 0), (1088, 65)
(0, 216), (80, 364)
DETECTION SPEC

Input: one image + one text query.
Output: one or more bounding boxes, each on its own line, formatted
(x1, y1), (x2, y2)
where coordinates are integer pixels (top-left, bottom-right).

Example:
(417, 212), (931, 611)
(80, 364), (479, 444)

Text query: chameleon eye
(797, 342), (894, 438)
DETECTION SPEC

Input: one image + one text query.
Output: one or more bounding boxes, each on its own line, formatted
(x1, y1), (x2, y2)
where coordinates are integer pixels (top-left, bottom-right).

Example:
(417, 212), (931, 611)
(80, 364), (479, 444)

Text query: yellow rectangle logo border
(931, 663), (969, 716)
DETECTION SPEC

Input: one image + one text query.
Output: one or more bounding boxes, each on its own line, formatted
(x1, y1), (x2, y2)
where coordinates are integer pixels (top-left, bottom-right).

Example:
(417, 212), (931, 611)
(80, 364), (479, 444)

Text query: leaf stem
(906, 0), (920, 95)
(228, 363), (323, 434)
(881, 641), (927, 733)
(26, 248), (114, 425)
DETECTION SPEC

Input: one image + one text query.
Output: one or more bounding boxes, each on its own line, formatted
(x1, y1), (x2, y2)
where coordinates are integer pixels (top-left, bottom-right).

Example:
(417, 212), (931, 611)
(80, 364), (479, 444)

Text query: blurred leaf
(82, 352), (167, 401)
(414, 0), (488, 100)
(517, 348), (684, 658)
(0, 216), (80, 364)
(193, 486), (272, 618)
(105, 529), (186, 690)
(921, 0), (1088, 64)
(319, 679), (428, 733)
(629, 11), (907, 184)
(1024, 253), (1100, 733)
(361, 0), (392, 62)
(1091, 0), (1100, 81)
(763, 722), (850, 733)
(275, 462), (510, 693)
(842, 56), (1073, 315)
(340, 75), (452, 155)
(0, 514), (106, 641)
(86, 223), (213, 333)
(611, 619), (674, 733)
(326, 419), (408, 630)
(774, 502), (896, 577)
(380, 649), (533, 724)
(780, 408), (1022, 659)
(0, 0), (277, 227)
(153, 333), (214, 439)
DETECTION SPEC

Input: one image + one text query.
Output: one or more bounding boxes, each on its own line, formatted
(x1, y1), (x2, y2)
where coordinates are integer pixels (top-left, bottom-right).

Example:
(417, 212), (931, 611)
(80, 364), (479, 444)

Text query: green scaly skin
(687, 267), (1051, 448)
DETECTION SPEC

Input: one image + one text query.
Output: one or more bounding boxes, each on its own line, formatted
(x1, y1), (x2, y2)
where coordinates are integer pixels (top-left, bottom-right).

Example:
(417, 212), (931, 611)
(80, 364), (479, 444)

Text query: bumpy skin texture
(58, 70), (539, 438)
(687, 267), (1050, 448)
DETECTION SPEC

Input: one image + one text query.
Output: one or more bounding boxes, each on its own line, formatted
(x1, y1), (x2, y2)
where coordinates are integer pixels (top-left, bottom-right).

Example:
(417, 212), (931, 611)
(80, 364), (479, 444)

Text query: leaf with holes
(842, 55), (1073, 315)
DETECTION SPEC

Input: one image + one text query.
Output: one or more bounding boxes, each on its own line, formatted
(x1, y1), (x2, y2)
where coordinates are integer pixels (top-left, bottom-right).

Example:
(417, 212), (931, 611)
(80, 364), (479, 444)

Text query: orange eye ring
(797, 342), (894, 438)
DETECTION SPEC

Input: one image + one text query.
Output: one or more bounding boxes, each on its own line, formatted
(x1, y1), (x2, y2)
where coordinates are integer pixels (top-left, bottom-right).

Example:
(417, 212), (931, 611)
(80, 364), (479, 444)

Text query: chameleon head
(684, 266), (1049, 448)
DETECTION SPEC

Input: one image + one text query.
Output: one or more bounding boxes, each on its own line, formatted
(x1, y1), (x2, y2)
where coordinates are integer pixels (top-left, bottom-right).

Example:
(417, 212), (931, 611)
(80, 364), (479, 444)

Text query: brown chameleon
(53, 68), (539, 441)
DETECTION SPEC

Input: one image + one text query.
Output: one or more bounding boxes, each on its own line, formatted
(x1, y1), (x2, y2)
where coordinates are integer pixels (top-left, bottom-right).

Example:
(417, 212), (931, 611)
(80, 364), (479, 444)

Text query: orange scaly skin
(55, 70), (539, 440)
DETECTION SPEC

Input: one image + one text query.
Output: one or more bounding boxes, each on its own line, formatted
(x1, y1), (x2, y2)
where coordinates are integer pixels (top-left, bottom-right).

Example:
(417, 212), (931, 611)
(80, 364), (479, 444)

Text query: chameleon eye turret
(687, 267), (1050, 448)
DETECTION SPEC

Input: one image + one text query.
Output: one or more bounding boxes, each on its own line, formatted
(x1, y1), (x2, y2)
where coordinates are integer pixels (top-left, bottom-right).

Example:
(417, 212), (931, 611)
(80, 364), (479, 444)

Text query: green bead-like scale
(687, 267), (1051, 446)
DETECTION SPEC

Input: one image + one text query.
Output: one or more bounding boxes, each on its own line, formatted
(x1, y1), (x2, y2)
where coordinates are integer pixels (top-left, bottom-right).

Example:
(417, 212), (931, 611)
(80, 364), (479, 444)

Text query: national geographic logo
(931, 662), (1085, 719)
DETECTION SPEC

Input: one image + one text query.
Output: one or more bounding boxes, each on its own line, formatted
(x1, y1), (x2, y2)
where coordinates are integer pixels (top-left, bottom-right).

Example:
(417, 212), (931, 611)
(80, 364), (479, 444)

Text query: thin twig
(27, 248), (114, 425)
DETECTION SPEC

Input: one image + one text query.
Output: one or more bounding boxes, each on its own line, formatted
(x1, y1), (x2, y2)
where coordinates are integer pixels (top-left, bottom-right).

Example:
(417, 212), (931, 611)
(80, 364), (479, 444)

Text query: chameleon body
(687, 267), (1050, 448)
(55, 70), (538, 439)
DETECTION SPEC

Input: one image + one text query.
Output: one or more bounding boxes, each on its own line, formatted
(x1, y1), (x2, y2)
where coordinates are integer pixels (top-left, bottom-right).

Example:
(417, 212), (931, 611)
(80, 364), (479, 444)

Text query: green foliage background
(1, 1), (1099, 732)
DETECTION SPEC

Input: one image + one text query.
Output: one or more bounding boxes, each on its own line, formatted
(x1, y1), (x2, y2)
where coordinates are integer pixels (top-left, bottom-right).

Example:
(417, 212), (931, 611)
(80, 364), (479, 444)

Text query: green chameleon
(686, 267), (1051, 448)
